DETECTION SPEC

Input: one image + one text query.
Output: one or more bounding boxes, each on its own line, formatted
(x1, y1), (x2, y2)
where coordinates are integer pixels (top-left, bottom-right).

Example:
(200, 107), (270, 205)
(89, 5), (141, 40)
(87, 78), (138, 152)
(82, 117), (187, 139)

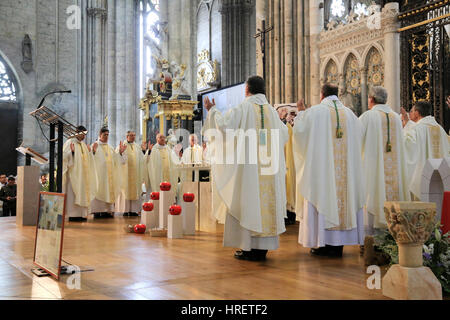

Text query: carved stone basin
(384, 201), (436, 268)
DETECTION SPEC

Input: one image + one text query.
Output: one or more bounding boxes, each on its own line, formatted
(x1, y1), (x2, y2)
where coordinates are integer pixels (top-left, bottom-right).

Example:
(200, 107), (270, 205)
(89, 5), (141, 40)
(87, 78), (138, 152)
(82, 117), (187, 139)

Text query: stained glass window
(331, 0), (346, 18)
(139, 0), (161, 98)
(324, 0), (384, 28)
(354, 2), (368, 16)
(0, 58), (16, 102)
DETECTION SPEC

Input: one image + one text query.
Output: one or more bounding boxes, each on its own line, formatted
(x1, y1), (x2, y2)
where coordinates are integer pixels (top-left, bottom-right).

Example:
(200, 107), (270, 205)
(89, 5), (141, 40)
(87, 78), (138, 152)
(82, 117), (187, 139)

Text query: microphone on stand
(36, 90), (72, 109)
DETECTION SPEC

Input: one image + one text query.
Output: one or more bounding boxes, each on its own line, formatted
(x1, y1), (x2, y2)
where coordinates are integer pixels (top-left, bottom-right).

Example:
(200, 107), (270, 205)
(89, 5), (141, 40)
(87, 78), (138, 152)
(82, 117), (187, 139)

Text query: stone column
(304, 0), (311, 105)
(273, 0), (281, 103)
(268, 0), (274, 102)
(242, 3), (251, 81)
(383, 2), (401, 112)
(297, 0), (305, 100)
(360, 68), (368, 112)
(180, 0), (195, 98)
(220, 1), (230, 86)
(159, 0), (169, 58)
(284, 0), (294, 102)
(125, 0), (138, 134)
(309, 0), (323, 105)
(255, 0), (266, 77)
(84, 0), (107, 143)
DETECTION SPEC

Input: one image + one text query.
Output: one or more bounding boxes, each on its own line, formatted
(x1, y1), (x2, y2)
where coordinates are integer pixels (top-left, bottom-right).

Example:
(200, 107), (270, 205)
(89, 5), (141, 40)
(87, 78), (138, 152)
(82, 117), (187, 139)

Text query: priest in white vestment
(180, 134), (204, 182)
(401, 101), (450, 200)
(115, 131), (146, 217)
(203, 75), (289, 261)
(284, 121), (297, 225)
(62, 126), (98, 222)
(359, 86), (410, 235)
(293, 83), (365, 257)
(144, 134), (179, 193)
(182, 134), (203, 164)
(202, 137), (227, 225)
(90, 127), (127, 218)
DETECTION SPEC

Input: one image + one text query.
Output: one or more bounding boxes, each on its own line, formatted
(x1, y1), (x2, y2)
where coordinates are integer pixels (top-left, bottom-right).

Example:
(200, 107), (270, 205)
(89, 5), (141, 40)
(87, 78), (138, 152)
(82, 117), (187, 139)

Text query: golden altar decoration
(157, 99), (198, 135)
(139, 80), (198, 142)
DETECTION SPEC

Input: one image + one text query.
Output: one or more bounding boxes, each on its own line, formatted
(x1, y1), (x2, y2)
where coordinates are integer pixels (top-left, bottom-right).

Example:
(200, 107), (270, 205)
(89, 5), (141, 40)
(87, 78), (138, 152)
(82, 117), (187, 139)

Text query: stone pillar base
(168, 214), (183, 239)
(382, 264), (442, 300)
(16, 166), (40, 226)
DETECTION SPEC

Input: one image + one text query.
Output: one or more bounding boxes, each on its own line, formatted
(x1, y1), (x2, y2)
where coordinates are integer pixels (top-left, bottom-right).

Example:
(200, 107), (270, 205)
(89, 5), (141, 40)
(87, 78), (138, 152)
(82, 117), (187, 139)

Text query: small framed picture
(33, 192), (67, 280)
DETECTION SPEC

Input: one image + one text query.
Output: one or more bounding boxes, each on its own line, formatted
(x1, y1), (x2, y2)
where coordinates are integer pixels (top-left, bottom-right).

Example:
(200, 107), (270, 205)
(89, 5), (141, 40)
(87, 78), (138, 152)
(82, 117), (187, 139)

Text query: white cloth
(223, 213), (279, 251)
(299, 201), (364, 248)
(293, 96), (365, 230)
(90, 198), (115, 213)
(203, 93), (288, 235)
(117, 142), (145, 201)
(65, 177), (88, 218)
(91, 141), (125, 213)
(359, 104), (411, 230)
(62, 138), (97, 208)
(115, 192), (142, 213)
(145, 144), (179, 192)
(180, 144), (204, 182)
(181, 145), (203, 164)
(403, 116), (450, 199)
(404, 120), (415, 132)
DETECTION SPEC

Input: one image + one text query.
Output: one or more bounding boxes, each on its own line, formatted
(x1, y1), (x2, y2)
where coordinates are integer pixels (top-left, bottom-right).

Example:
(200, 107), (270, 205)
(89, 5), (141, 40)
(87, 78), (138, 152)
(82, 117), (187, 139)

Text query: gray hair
(369, 86), (388, 105)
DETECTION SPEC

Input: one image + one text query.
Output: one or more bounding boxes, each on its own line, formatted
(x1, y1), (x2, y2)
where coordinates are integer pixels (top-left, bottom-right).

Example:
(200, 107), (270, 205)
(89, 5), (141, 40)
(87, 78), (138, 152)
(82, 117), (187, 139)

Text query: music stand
(16, 146), (48, 166)
(29, 106), (80, 193)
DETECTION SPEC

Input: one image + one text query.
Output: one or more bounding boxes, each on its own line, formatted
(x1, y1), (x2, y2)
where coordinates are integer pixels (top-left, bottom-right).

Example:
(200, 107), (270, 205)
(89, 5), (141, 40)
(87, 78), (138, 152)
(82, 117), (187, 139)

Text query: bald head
(157, 134), (166, 146)
(189, 134), (198, 147)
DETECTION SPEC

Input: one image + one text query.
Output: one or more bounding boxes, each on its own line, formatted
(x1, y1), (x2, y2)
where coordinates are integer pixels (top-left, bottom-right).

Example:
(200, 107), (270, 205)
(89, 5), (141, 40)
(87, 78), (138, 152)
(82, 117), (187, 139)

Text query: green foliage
(375, 224), (450, 295)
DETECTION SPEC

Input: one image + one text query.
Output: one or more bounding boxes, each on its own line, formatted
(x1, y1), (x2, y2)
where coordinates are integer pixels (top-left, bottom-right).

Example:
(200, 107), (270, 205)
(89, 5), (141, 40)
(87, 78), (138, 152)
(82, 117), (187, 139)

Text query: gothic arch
(322, 58), (339, 85)
(340, 49), (362, 74)
(342, 52), (362, 115)
(362, 43), (384, 66)
(364, 46), (385, 89)
(197, 1), (211, 63)
(0, 49), (23, 105)
(0, 49), (23, 175)
(197, 0), (212, 16)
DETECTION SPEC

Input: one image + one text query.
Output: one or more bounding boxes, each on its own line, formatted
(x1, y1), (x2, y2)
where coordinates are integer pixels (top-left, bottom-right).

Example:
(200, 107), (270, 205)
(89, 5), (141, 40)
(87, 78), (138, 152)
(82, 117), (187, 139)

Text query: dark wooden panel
(0, 102), (19, 176)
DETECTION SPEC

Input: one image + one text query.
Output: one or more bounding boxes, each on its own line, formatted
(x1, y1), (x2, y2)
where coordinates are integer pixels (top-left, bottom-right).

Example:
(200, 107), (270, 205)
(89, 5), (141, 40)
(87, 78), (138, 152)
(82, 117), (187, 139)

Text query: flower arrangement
(375, 223), (450, 295)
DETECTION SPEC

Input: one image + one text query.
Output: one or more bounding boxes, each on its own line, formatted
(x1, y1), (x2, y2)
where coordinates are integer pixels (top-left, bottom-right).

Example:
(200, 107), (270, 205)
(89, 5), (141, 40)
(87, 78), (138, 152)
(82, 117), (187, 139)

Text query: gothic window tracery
(0, 58), (17, 102)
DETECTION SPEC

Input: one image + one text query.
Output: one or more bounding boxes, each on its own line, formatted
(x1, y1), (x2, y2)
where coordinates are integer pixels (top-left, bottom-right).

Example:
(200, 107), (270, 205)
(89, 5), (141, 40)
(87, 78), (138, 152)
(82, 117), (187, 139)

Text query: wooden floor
(0, 215), (389, 300)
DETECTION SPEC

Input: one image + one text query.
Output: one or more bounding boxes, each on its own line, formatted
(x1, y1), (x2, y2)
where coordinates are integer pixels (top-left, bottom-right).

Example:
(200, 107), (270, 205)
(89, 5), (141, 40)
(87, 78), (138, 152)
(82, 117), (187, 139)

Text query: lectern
(29, 106), (80, 193)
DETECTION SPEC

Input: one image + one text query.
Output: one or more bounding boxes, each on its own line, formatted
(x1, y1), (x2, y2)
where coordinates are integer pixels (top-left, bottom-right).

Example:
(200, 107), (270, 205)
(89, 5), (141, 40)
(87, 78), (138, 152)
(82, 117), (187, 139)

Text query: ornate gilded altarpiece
(399, 0), (450, 132)
(139, 81), (198, 143)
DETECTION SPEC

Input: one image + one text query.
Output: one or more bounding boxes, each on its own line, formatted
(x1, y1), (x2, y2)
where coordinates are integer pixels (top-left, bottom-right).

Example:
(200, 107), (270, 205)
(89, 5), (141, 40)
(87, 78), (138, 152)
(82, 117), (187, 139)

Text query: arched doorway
(0, 55), (19, 176)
